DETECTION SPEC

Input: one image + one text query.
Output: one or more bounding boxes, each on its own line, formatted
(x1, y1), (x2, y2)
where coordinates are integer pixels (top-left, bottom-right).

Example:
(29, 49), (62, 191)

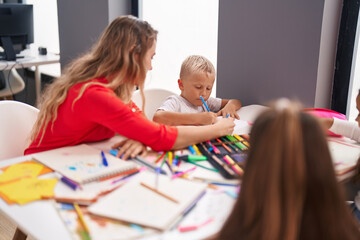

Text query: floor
(0, 211), (35, 240)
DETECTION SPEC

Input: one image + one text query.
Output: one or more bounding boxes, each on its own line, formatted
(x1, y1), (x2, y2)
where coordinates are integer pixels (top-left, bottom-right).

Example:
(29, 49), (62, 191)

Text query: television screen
(0, 3), (34, 60)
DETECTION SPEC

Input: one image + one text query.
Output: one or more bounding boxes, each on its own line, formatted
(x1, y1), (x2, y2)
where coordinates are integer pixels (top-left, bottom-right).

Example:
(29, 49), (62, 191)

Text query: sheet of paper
(0, 177), (57, 204)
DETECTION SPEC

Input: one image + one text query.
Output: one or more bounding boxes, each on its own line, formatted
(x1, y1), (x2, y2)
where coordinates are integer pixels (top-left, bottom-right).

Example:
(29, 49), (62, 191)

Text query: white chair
(0, 69), (25, 99)
(132, 88), (177, 120)
(0, 101), (38, 239)
(0, 100), (39, 160)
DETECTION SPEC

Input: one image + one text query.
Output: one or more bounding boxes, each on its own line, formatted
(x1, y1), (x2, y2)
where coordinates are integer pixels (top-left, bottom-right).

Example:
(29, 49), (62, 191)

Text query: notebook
(32, 144), (138, 185)
(54, 202), (158, 240)
(88, 171), (208, 231)
(328, 140), (360, 176)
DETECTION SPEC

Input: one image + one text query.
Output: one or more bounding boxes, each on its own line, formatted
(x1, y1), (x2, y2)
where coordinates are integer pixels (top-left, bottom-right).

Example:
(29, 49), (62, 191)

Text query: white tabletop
(0, 133), (238, 240)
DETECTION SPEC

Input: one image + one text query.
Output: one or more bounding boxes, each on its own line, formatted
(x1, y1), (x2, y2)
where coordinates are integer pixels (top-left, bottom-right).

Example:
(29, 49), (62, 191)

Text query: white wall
(140, 0), (219, 96)
(26, 0), (60, 77)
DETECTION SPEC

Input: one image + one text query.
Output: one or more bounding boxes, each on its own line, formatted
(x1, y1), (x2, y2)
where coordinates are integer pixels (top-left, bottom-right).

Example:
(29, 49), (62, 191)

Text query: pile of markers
(151, 134), (250, 180)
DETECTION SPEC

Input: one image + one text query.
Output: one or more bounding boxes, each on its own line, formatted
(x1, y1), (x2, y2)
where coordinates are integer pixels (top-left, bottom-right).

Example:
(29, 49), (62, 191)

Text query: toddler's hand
(111, 139), (148, 160)
(198, 112), (218, 125)
(217, 107), (240, 119)
(214, 117), (235, 136)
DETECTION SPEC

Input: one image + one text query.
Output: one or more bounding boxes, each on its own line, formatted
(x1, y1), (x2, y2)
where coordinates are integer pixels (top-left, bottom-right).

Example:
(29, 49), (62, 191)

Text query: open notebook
(328, 140), (360, 176)
(88, 171), (208, 231)
(32, 144), (138, 185)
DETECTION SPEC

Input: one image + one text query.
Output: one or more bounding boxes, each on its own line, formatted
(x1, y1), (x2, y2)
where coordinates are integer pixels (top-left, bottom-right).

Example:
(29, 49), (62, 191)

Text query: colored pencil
(140, 182), (179, 203)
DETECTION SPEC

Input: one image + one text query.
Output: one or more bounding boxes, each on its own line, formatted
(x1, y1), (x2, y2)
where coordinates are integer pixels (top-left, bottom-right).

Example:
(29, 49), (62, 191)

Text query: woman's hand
(111, 139), (147, 160)
(213, 117), (235, 136)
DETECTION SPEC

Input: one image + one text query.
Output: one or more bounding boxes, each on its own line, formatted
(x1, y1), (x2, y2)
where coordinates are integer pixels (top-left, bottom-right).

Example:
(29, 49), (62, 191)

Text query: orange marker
(216, 138), (232, 153)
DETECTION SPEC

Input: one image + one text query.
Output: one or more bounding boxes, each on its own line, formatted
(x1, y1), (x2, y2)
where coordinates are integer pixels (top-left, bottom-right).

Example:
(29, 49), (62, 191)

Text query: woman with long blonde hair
(25, 15), (234, 158)
(216, 99), (360, 240)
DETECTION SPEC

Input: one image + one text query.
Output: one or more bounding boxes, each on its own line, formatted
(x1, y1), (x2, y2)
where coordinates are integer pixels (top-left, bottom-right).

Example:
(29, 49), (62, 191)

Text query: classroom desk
(0, 136), (237, 240)
(0, 53), (60, 101)
(0, 105), (357, 239)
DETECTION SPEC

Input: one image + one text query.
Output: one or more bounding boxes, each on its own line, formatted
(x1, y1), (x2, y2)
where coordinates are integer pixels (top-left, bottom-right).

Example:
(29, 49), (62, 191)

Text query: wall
(217, 0), (340, 108)
(57, 0), (132, 70)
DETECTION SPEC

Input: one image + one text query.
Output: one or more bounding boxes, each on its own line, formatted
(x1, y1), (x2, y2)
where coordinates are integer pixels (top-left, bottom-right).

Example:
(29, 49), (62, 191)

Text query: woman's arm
(172, 117), (235, 149)
(153, 110), (218, 125)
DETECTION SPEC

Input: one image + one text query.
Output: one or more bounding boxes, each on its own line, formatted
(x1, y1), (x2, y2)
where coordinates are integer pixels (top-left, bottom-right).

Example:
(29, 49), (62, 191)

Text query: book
(32, 144), (138, 185)
(328, 139), (360, 176)
(88, 171), (208, 231)
(54, 202), (158, 240)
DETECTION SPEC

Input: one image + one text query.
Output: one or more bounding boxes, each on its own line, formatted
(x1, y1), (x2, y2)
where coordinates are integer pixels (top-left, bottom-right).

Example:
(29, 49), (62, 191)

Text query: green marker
(187, 155), (207, 161)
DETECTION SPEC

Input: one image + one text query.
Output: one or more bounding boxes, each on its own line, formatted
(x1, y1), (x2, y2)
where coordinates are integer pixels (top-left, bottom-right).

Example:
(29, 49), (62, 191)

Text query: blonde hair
(179, 55), (215, 80)
(31, 15), (157, 144)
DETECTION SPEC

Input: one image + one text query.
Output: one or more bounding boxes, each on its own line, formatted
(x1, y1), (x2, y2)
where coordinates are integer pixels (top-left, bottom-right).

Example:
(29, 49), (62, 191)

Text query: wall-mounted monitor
(0, 3), (34, 61)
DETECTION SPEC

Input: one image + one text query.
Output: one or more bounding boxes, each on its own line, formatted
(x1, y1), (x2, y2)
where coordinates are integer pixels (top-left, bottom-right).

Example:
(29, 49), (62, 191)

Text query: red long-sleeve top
(24, 78), (178, 155)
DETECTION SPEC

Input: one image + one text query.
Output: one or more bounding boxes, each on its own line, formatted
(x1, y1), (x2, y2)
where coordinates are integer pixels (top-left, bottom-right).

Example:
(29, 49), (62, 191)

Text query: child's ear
(178, 79), (184, 91)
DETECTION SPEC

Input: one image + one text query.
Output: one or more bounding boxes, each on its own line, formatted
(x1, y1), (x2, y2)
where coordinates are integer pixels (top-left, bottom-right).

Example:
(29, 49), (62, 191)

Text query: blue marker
(188, 145), (196, 155)
(200, 96), (210, 112)
(101, 151), (108, 167)
(61, 176), (80, 191)
(226, 113), (230, 118)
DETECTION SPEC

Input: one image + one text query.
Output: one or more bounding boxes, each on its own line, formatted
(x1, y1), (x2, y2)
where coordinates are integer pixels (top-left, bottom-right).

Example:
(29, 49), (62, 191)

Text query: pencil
(73, 203), (90, 233)
(216, 138), (232, 153)
(200, 96), (210, 112)
(140, 182), (179, 203)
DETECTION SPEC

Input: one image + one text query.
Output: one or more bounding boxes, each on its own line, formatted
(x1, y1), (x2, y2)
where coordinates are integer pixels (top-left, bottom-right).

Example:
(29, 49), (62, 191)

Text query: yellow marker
(168, 151), (173, 166)
(192, 144), (202, 156)
(224, 155), (244, 175)
(234, 134), (250, 147)
(74, 203), (89, 232)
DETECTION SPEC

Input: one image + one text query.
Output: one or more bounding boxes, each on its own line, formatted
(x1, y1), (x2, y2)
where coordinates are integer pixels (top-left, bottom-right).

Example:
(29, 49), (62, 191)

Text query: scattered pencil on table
(60, 175), (82, 191)
(140, 182), (179, 204)
(155, 167), (161, 189)
(171, 166), (197, 180)
(177, 217), (214, 232)
(73, 203), (90, 233)
(154, 152), (166, 164)
(200, 96), (210, 112)
(101, 150), (108, 167)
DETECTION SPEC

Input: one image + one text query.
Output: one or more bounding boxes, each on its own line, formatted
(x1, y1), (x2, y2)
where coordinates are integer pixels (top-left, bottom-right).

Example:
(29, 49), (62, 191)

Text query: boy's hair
(179, 55), (215, 80)
(218, 98), (360, 240)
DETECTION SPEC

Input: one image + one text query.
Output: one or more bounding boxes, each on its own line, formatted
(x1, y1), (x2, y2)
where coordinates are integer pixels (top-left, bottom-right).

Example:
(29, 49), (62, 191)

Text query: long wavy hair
(217, 99), (360, 240)
(31, 15), (157, 144)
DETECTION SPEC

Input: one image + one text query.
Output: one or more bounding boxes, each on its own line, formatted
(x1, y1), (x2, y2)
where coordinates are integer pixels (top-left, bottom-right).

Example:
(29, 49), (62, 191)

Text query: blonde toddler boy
(153, 55), (242, 125)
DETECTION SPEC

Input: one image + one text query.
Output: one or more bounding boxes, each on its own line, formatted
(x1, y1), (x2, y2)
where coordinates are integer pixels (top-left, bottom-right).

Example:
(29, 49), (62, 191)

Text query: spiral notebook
(89, 171), (208, 231)
(32, 144), (138, 185)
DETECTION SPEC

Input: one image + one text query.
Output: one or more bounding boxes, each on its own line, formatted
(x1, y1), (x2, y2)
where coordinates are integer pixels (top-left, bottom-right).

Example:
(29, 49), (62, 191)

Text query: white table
(0, 136), (237, 240)
(0, 53), (60, 100)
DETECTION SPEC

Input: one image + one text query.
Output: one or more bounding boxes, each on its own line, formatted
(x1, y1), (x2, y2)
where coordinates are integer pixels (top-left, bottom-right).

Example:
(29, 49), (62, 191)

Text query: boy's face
(178, 72), (215, 106)
(356, 92), (360, 127)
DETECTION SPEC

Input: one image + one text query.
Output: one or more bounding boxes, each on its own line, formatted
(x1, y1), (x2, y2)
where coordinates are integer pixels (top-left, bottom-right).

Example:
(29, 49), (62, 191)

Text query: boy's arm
(217, 99), (242, 119)
(153, 110), (217, 126)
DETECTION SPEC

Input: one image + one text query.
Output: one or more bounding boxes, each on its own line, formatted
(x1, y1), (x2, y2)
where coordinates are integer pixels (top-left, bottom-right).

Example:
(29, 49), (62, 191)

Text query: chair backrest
(132, 88), (177, 120)
(0, 100), (39, 160)
(0, 69), (25, 97)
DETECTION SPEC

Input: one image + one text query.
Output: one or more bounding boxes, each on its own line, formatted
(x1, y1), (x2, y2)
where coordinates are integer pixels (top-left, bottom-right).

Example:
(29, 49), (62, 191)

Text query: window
(140, 0), (219, 96)
(25, 0), (60, 77)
